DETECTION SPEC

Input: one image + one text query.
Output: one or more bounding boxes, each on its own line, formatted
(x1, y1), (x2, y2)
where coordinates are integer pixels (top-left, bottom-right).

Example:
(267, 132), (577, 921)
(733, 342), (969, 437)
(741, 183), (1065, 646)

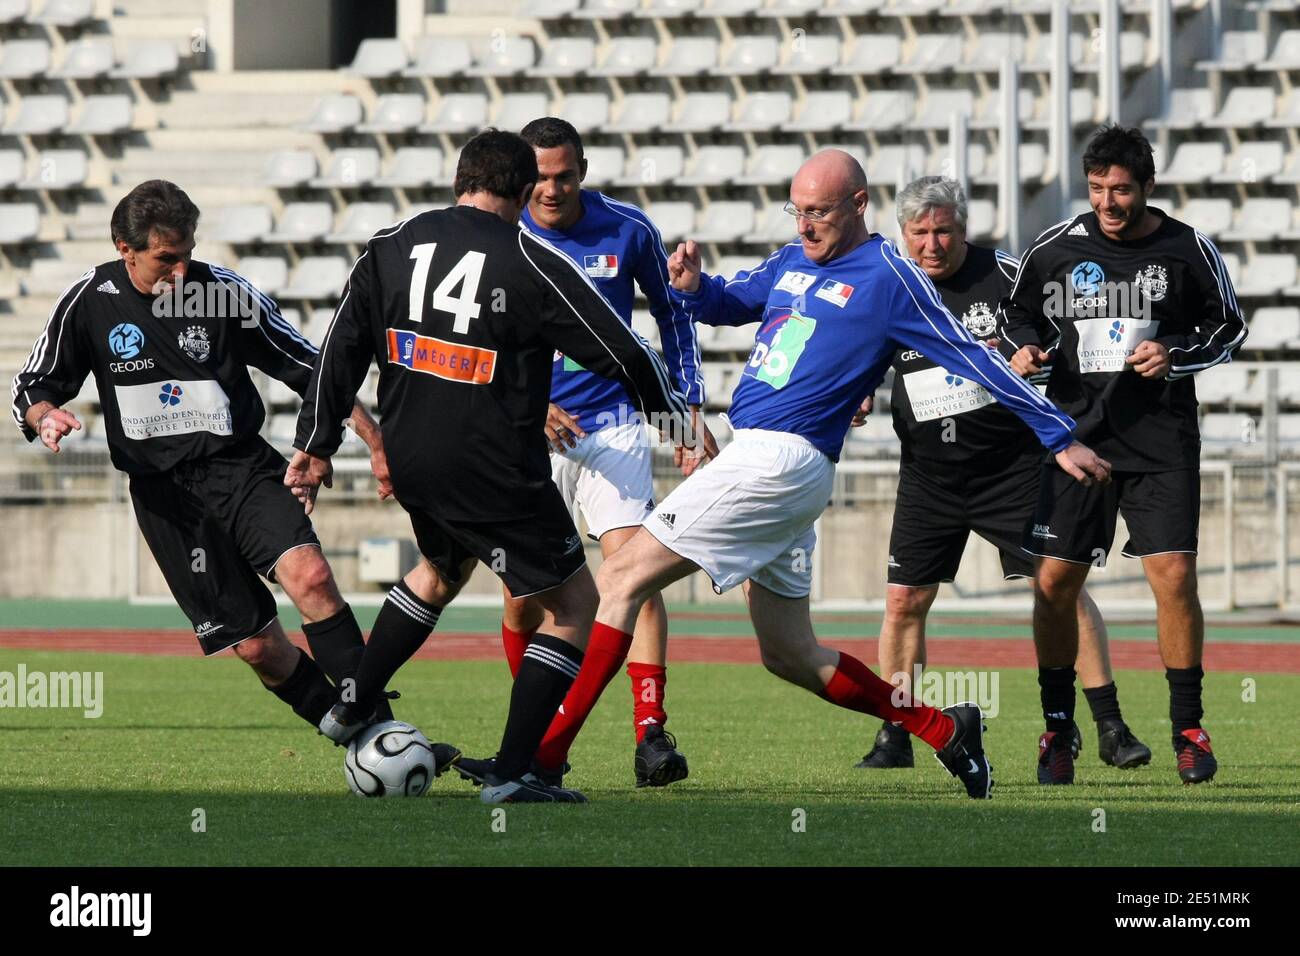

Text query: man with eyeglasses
(578, 149), (1112, 799)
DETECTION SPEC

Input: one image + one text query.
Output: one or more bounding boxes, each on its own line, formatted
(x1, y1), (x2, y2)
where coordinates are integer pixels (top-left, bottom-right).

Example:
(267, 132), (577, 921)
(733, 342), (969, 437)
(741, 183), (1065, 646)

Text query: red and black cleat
(1174, 728), (1218, 784)
(1037, 730), (1075, 785)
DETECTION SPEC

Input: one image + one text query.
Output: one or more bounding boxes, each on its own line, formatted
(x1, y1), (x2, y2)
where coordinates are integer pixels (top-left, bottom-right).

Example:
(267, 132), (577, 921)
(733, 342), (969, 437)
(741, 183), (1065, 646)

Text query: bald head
(788, 149), (871, 264)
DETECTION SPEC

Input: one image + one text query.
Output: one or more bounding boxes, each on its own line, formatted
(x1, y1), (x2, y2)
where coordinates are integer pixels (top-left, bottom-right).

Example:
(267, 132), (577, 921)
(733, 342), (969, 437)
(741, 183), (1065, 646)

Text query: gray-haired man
(853, 176), (1150, 776)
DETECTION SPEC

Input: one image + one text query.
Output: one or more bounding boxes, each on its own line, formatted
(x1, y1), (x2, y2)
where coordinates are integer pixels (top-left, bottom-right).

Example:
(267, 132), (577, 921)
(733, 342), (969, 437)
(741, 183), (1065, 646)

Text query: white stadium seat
(1240, 307), (1300, 351)
(1158, 142), (1225, 184)
(0, 0), (26, 23)
(695, 202), (755, 243)
(636, 0), (693, 17)
(302, 94), (362, 133)
(967, 199), (996, 240)
(280, 257), (350, 300)
(4, 95), (68, 135)
(327, 203), (398, 243)
(834, 35), (902, 75)
(346, 38), (407, 78)
(203, 204), (274, 244)
(523, 0), (580, 16)
(265, 202), (334, 244)
(66, 95), (133, 136)
(1278, 367), (1300, 403)
(958, 31), (1027, 73)
(31, 0), (92, 25)
(357, 94), (426, 134)
(234, 257), (289, 297)
(853, 90), (914, 130)
(50, 37), (113, 79)
(591, 36), (656, 76)
(644, 202), (694, 243)
(1268, 89), (1300, 129)
(737, 144), (806, 186)
(468, 36), (535, 76)
(492, 92), (550, 132)
(749, 202), (794, 243)
(616, 145), (685, 187)
(894, 33), (963, 74)
(1177, 198), (1233, 239)
(0, 150), (23, 188)
(1200, 413), (1260, 458)
(557, 91), (610, 133)
(605, 91), (671, 133)
(773, 34), (839, 74)
(0, 38), (49, 78)
(262, 150), (318, 187)
(1204, 86), (1276, 129)
(1262, 30), (1300, 70)
(649, 37), (717, 77)
(581, 145), (624, 188)
(703, 0), (763, 14)
(404, 37), (472, 77)
(663, 91), (732, 133)
(19, 149), (88, 190)
(310, 148), (381, 189)
(1221, 198), (1292, 242)
(529, 37), (596, 77)
(866, 144), (925, 188)
(1213, 141), (1285, 184)
(717, 36), (779, 76)
(761, 0), (825, 17)
(678, 146), (746, 186)
(784, 90), (852, 132)
(576, 0), (640, 18)
(913, 89), (975, 130)
(1150, 88), (1215, 130)
(375, 147), (445, 188)
(725, 91), (792, 131)
(1196, 30), (1268, 71)
(419, 93), (489, 133)
(1195, 364), (1251, 404)
(112, 40), (179, 79)
(1236, 253), (1297, 297)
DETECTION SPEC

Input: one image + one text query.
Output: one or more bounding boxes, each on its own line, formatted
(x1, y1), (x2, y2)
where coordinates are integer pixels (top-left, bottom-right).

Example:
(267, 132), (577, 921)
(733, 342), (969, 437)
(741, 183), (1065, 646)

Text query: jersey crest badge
(584, 254), (618, 278)
(775, 270), (815, 295)
(1135, 264), (1168, 302)
(814, 279), (854, 308)
(178, 325), (211, 363)
(962, 302), (997, 338)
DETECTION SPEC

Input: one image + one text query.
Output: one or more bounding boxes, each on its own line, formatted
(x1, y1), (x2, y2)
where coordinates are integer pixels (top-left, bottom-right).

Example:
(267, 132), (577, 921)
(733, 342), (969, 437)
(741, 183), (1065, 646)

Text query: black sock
(352, 581), (441, 714)
(1038, 666), (1076, 733)
(266, 649), (337, 727)
(1166, 665), (1204, 736)
(301, 604), (396, 717)
(494, 634), (583, 782)
(1083, 681), (1123, 725)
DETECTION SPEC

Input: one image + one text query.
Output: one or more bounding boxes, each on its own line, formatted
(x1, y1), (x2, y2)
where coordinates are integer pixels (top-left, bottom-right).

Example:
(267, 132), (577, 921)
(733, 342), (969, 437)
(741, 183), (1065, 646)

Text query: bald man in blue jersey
(590, 150), (1112, 799)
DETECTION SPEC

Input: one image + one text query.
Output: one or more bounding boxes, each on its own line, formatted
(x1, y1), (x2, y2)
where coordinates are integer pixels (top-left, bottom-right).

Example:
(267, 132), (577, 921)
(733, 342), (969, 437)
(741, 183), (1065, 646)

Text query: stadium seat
(748, 202), (794, 243)
(678, 145), (746, 186)
(1262, 30), (1300, 70)
(842, 414), (898, 458)
(967, 199), (996, 240)
(644, 202), (694, 243)
(914, 89), (974, 130)
(649, 36), (717, 77)
(1236, 253), (1297, 297)
(1240, 307), (1300, 351)
(0, 0), (26, 23)
(865, 144), (925, 188)
(784, 90), (852, 132)
(419, 92), (489, 133)
(1196, 364), (1251, 404)
(1158, 142), (1225, 184)
(629, 310), (659, 348)
(0, 150), (23, 189)
(557, 91), (610, 133)
(265, 202), (334, 243)
(262, 149), (318, 187)
(1196, 30), (1268, 71)
(737, 144), (806, 185)
(1278, 366), (1300, 403)
(0, 203), (40, 244)
(1277, 415), (1300, 456)
(346, 38), (408, 78)
(616, 145), (685, 187)
(576, 0), (640, 17)
(605, 91), (671, 133)
(303, 307), (336, 345)
(1204, 87), (1275, 129)
(18, 149), (87, 190)
(66, 94), (133, 136)
(0, 39), (50, 79)
(404, 36), (473, 77)
(894, 33), (963, 74)
(468, 36), (535, 76)
(529, 37), (596, 77)
(50, 37), (114, 79)
(523, 0), (580, 16)
(1199, 413), (1259, 457)
(852, 89), (914, 130)
(591, 36), (656, 76)
(1072, 30), (1146, 71)
(279, 256), (350, 300)
(958, 31), (1027, 73)
(581, 145), (624, 188)
(356, 94), (425, 134)
(1149, 88), (1215, 130)
(374, 146), (445, 188)
(971, 141), (1047, 184)
(717, 36), (779, 76)
(327, 202), (398, 243)
(695, 202), (755, 243)
(773, 34), (839, 74)
(833, 34), (902, 75)
(234, 257), (289, 296)
(1268, 89), (1300, 129)
(302, 94), (363, 133)
(203, 204), (274, 244)
(703, 0), (763, 14)
(310, 148), (380, 189)
(31, 0), (91, 24)
(822, 0), (883, 12)
(1178, 198), (1233, 238)
(724, 91), (792, 131)
(492, 92), (550, 132)
(112, 40), (179, 79)
(1213, 141), (1284, 184)
(4, 95), (68, 135)
(708, 321), (759, 351)
(663, 91), (731, 133)
(1222, 198), (1291, 242)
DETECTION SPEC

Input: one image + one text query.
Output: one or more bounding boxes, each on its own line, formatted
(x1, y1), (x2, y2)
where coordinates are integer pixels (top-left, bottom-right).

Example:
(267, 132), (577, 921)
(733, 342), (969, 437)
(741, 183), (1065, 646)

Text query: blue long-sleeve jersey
(522, 190), (704, 433)
(674, 236), (1077, 462)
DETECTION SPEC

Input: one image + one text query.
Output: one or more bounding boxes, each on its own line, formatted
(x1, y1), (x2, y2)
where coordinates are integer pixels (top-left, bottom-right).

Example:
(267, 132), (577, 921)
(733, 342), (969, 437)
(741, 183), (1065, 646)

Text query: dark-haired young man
(477, 117), (711, 790)
(999, 125), (1247, 784)
(295, 130), (692, 804)
(10, 179), (398, 743)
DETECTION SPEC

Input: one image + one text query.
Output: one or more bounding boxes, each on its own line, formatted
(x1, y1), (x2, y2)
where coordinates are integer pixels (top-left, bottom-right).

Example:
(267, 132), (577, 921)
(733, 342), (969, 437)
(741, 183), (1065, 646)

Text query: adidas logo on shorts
(657, 513), (676, 529)
(1068, 223), (1088, 237)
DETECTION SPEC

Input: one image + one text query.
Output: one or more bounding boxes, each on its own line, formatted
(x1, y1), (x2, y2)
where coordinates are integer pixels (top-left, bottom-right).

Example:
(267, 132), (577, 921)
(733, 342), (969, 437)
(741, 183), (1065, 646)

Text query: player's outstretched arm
(668, 240), (779, 328)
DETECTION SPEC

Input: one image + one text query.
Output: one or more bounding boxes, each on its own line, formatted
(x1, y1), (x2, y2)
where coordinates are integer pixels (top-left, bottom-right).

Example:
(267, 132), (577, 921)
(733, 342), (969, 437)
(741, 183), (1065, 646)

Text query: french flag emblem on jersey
(584, 254), (619, 277)
(815, 279), (855, 308)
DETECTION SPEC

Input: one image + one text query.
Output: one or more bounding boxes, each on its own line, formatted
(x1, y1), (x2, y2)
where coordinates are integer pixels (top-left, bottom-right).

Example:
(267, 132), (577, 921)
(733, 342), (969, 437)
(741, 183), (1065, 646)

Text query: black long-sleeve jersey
(997, 207), (1246, 471)
(890, 243), (1039, 467)
(294, 205), (690, 521)
(10, 258), (318, 475)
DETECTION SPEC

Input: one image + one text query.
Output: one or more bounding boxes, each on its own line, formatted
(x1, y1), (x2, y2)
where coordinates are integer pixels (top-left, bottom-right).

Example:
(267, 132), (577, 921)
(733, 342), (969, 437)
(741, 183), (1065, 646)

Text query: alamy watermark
(0, 665), (103, 718)
(889, 665), (1000, 718)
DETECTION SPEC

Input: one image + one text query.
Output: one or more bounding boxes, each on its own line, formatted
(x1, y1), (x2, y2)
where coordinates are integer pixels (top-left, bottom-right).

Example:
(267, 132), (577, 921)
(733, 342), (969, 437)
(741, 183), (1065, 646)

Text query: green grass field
(1, 646), (1295, 866)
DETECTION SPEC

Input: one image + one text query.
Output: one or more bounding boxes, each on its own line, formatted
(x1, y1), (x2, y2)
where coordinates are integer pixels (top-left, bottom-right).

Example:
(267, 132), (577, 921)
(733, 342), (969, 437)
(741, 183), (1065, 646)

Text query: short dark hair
(1081, 124), (1156, 186)
(111, 179), (200, 251)
(519, 116), (585, 165)
(452, 128), (538, 200)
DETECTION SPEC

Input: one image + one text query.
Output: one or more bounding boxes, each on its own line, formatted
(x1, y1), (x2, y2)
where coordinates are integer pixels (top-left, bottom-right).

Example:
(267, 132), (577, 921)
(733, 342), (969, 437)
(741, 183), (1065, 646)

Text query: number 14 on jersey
(409, 243), (485, 334)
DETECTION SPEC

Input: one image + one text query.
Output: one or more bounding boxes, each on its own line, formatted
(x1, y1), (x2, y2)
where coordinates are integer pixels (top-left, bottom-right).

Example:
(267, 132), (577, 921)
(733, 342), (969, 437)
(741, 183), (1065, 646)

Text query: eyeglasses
(782, 194), (857, 223)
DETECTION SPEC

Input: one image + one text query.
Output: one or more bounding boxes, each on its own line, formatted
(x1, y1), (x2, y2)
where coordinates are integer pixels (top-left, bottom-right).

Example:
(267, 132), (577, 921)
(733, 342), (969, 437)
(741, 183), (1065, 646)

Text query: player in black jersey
(999, 126), (1247, 784)
(295, 130), (691, 804)
(10, 179), (408, 748)
(853, 177), (1150, 773)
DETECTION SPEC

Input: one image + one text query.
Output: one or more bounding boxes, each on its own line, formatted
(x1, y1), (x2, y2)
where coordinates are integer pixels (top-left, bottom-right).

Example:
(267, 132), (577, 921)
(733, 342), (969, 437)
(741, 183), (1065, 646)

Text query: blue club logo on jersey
(1071, 261), (1105, 296)
(584, 254), (619, 278)
(158, 383), (183, 406)
(108, 323), (145, 359)
(1108, 320), (1125, 343)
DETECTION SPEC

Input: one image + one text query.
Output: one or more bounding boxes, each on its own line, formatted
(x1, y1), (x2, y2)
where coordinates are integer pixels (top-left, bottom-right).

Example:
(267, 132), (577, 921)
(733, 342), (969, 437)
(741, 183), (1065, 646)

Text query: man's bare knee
(885, 585), (935, 623)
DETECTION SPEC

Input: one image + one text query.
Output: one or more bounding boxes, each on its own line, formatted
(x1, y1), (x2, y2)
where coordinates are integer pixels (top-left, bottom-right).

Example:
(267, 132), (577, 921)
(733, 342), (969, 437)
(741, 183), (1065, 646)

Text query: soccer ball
(343, 721), (439, 798)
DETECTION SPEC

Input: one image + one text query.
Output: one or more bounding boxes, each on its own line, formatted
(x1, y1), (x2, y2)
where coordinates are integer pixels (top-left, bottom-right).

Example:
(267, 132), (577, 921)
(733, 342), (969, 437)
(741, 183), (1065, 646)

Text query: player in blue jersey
(461, 119), (713, 790)
(588, 150), (1112, 799)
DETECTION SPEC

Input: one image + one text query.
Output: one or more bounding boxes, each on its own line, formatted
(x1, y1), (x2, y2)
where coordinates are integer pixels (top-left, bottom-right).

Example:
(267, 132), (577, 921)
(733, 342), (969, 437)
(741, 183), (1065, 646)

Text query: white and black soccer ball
(343, 721), (438, 798)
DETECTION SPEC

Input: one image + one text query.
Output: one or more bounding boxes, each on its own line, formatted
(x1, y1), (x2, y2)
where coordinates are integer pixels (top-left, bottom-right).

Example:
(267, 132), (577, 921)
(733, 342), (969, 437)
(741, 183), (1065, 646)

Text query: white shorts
(644, 428), (835, 599)
(551, 421), (656, 540)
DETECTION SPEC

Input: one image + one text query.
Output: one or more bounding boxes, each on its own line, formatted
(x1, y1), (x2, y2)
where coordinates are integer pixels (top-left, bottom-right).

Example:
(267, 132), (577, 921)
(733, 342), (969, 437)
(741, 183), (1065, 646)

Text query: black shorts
(1023, 465), (1199, 566)
(403, 482), (586, 598)
(888, 451), (1040, 587)
(129, 438), (319, 655)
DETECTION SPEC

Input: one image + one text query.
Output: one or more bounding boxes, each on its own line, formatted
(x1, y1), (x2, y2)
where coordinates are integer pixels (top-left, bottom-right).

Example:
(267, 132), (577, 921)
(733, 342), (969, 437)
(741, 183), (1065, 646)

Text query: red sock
(819, 652), (953, 750)
(534, 622), (634, 770)
(501, 622), (534, 679)
(627, 661), (668, 743)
